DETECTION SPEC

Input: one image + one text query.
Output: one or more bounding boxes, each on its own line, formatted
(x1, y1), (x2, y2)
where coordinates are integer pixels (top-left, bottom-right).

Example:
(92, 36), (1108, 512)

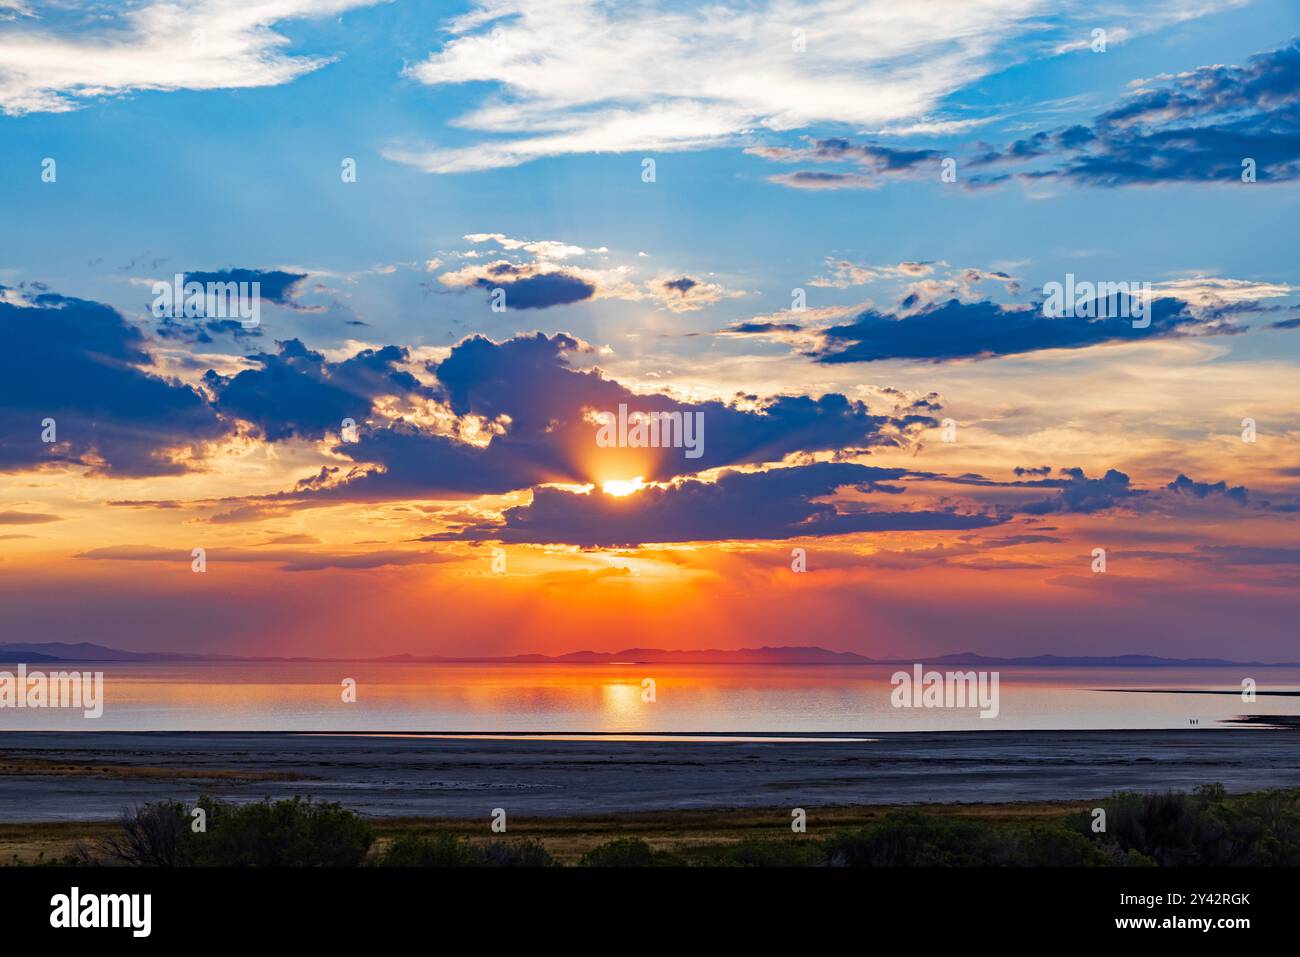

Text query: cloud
(974, 39), (1300, 187)
(155, 316), (265, 344)
(952, 468), (1291, 518)
(148, 267), (308, 342)
(750, 139), (944, 189)
(427, 461), (1005, 546)
(75, 544), (463, 573)
(808, 259), (939, 288)
(204, 338), (434, 441)
(652, 275), (730, 312)
(0, 286), (229, 476)
(462, 233), (591, 260)
(1165, 473), (1248, 506)
(765, 171), (883, 190)
(812, 295), (1215, 363)
(0, 510), (60, 524)
(183, 268), (308, 307)
(475, 270), (597, 310)
(261, 533), (321, 545)
(279, 331), (931, 501)
(0, 0), (383, 115)
(389, 0), (1045, 172)
(1021, 467), (1142, 515)
(436, 236), (735, 312)
(0, 1), (34, 22)
(744, 39), (1300, 192)
(1121, 545), (1300, 568)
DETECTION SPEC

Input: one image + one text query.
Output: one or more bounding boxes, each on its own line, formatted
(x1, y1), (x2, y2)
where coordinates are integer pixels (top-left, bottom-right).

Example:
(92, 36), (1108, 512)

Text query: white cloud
(1153, 277), (1293, 308)
(809, 259), (942, 288)
(437, 234), (741, 312)
(0, 1), (34, 23)
(389, 0), (1049, 173)
(0, 0), (382, 115)
(463, 232), (588, 260)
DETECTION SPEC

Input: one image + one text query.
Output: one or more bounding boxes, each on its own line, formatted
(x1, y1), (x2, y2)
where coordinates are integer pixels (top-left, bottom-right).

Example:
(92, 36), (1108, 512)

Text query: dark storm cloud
(425, 462), (1005, 546)
(0, 287), (229, 476)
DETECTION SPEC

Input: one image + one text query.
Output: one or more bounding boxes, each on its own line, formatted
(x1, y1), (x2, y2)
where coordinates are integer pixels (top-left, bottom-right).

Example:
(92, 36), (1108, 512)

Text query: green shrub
(377, 834), (555, 867)
(103, 796), (373, 867)
(580, 838), (655, 867)
(102, 800), (190, 866)
(479, 838), (555, 867)
(999, 825), (1112, 867)
(722, 839), (827, 867)
(825, 812), (1004, 867)
(378, 834), (481, 867)
(1084, 786), (1300, 866)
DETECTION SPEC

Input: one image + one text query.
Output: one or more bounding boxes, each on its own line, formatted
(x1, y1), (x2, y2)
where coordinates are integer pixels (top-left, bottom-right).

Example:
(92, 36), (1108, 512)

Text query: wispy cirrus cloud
(388, 0), (1048, 173)
(0, 0), (382, 115)
(751, 38), (1300, 191)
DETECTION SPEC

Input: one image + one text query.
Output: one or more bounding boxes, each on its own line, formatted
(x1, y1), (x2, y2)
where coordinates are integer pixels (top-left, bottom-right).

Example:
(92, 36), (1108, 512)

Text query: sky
(0, 0), (1298, 660)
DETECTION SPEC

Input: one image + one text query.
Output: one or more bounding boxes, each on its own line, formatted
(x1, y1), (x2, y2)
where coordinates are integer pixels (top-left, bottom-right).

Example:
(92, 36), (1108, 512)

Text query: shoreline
(2, 727), (1299, 825)
(2, 722), (1289, 738)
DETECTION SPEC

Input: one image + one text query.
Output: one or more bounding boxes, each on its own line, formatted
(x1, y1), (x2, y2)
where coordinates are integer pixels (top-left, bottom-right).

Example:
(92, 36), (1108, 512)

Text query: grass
(0, 796), (1155, 866)
(364, 800), (1074, 865)
(8, 786), (1297, 866)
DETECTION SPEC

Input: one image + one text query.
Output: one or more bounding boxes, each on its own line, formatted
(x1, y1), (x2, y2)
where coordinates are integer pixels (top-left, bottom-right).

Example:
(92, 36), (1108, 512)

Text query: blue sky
(3, 0), (1298, 359)
(2, 0), (1299, 658)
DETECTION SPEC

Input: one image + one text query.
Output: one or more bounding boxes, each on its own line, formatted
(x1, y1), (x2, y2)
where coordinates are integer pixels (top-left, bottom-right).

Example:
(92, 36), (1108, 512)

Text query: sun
(601, 477), (646, 497)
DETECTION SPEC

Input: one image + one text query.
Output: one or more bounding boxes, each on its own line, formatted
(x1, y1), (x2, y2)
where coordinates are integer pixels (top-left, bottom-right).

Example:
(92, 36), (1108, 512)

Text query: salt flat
(1, 729), (1297, 822)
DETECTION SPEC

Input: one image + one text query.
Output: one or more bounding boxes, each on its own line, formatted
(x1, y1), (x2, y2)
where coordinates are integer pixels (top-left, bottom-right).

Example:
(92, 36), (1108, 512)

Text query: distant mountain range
(0, 641), (1295, 667)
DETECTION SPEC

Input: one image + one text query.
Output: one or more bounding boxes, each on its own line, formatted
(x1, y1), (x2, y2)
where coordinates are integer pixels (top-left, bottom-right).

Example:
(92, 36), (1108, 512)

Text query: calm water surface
(2, 662), (1297, 732)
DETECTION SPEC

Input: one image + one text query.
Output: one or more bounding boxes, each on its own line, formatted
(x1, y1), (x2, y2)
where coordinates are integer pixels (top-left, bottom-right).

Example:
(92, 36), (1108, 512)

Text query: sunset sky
(1, 0), (1298, 661)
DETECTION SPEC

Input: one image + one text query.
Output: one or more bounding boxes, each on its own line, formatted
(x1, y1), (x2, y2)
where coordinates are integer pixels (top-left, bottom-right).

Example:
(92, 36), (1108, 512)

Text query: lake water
(1, 661), (1297, 733)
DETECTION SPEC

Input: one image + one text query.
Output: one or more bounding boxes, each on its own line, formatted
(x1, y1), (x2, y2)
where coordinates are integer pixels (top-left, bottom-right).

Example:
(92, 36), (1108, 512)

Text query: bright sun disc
(601, 477), (646, 497)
